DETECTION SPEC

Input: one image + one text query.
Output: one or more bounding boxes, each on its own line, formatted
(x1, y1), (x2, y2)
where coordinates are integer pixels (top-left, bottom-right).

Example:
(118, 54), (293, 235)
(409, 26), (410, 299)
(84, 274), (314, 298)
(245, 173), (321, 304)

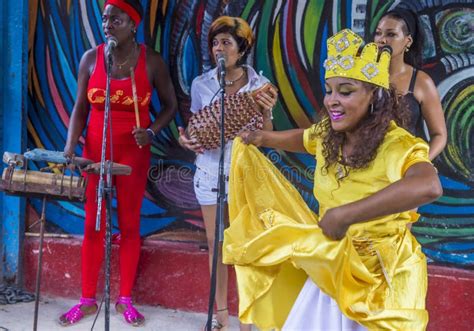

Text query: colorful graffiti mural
(27, 0), (473, 268)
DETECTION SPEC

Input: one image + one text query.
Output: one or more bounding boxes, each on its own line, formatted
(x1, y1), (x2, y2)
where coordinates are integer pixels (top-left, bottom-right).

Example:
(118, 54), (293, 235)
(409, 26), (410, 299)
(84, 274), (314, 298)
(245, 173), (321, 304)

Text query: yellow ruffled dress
(223, 121), (430, 330)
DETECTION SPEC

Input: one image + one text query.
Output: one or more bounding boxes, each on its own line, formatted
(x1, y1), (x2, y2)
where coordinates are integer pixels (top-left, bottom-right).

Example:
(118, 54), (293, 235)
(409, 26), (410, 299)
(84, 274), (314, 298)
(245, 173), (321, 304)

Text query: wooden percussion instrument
(0, 150), (132, 201)
(186, 82), (278, 150)
(0, 149), (131, 330)
(0, 150), (93, 329)
(1, 151), (87, 202)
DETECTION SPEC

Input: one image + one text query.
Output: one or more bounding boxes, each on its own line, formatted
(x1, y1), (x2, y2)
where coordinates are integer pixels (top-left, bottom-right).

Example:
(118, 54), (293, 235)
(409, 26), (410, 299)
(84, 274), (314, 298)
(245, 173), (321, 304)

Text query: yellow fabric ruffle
(223, 136), (429, 331)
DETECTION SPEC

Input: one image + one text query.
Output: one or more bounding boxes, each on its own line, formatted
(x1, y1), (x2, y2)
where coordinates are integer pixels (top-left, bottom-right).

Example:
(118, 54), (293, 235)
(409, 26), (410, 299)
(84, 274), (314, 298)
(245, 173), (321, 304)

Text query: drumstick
(130, 68), (141, 128)
(130, 67), (142, 148)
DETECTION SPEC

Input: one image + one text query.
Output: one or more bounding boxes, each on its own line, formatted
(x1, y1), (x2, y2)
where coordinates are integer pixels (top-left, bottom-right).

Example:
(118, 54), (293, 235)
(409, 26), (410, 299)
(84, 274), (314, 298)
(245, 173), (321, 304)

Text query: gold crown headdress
(324, 29), (391, 89)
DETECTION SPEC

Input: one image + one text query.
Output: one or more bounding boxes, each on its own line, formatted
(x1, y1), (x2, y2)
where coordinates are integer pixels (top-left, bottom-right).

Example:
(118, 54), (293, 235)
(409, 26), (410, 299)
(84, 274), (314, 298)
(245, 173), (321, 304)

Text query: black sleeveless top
(400, 68), (424, 138)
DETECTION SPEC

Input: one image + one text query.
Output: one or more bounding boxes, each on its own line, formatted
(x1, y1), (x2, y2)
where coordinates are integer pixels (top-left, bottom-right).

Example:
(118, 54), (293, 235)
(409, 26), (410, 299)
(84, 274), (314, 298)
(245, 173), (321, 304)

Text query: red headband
(104, 0), (141, 26)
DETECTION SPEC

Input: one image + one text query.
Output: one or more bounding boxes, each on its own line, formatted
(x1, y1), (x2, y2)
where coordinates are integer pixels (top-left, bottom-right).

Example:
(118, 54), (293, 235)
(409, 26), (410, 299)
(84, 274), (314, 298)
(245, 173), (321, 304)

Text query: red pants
(81, 110), (150, 298)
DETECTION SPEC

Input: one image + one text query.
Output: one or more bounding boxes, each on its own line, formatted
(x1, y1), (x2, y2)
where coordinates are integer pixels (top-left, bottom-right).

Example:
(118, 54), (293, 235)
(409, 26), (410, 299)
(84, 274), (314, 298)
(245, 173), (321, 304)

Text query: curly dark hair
(314, 84), (410, 179)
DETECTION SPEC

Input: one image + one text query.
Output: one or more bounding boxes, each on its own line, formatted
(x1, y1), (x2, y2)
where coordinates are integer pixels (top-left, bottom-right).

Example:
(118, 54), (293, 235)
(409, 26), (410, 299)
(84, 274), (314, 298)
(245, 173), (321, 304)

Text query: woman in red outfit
(60, 0), (177, 326)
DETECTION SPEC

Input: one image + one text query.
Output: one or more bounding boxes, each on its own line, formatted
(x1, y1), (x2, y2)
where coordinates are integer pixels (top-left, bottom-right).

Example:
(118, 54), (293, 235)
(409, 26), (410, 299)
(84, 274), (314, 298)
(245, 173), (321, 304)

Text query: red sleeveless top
(86, 43), (152, 144)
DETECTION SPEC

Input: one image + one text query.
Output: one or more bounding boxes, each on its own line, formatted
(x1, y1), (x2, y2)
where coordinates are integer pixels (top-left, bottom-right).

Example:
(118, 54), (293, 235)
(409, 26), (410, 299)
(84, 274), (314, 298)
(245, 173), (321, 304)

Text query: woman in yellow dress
(222, 29), (442, 330)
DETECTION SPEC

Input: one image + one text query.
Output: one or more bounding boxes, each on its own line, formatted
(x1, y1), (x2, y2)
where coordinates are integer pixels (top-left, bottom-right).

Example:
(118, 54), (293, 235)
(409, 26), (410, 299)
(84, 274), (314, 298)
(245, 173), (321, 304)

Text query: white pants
(283, 278), (367, 331)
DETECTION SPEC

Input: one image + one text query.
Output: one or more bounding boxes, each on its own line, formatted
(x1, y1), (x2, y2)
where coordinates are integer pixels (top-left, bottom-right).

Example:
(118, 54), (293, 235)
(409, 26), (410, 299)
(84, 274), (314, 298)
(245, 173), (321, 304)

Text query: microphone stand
(93, 49), (115, 331)
(206, 70), (227, 331)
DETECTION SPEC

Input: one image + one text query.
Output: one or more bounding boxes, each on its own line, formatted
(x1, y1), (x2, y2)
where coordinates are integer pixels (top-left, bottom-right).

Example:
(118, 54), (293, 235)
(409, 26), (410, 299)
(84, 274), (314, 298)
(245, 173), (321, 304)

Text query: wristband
(146, 128), (156, 139)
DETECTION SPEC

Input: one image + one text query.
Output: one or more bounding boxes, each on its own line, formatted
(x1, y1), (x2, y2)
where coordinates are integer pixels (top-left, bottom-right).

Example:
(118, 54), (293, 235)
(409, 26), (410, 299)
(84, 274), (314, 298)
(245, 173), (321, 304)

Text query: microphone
(380, 45), (392, 55)
(106, 36), (118, 56)
(216, 53), (226, 78)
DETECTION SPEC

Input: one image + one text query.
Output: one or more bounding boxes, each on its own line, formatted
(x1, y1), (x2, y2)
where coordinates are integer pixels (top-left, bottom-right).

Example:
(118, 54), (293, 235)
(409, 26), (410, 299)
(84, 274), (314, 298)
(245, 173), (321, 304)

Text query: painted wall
(26, 0), (473, 268)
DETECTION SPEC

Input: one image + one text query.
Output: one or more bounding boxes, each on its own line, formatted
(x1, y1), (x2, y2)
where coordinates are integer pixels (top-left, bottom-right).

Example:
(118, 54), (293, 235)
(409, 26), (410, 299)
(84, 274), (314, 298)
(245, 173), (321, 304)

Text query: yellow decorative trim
(324, 29), (391, 88)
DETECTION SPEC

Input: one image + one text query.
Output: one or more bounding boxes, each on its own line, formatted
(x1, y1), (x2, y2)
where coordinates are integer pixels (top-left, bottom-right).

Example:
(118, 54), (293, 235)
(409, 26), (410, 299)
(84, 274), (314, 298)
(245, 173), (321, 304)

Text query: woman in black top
(373, 8), (447, 160)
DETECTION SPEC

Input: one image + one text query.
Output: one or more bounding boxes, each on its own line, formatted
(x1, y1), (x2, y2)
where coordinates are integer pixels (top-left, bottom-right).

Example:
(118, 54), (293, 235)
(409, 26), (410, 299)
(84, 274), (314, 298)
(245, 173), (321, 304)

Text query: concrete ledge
(23, 236), (238, 313)
(23, 236), (474, 330)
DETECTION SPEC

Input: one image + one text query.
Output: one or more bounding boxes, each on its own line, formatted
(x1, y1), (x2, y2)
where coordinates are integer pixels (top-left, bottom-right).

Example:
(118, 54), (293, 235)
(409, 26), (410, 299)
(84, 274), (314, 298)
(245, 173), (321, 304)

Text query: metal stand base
(31, 196), (47, 331)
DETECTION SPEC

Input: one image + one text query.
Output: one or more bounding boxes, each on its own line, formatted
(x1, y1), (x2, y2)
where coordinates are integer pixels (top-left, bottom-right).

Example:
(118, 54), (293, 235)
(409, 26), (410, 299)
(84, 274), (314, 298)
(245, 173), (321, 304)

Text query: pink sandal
(58, 297), (97, 326)
(116, 296), (145, 326)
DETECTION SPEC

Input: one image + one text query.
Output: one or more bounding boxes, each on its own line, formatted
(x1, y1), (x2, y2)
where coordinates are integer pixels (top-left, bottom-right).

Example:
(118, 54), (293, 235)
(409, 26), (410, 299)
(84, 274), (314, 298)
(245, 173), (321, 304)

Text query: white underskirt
(283, 278), (367, 331)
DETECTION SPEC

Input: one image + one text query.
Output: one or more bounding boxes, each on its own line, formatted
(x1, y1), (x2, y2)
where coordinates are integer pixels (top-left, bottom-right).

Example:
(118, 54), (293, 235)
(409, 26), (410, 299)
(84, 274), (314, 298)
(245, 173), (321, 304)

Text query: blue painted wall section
(0, 0), (28, 283)
(0, 0), (4, 283)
